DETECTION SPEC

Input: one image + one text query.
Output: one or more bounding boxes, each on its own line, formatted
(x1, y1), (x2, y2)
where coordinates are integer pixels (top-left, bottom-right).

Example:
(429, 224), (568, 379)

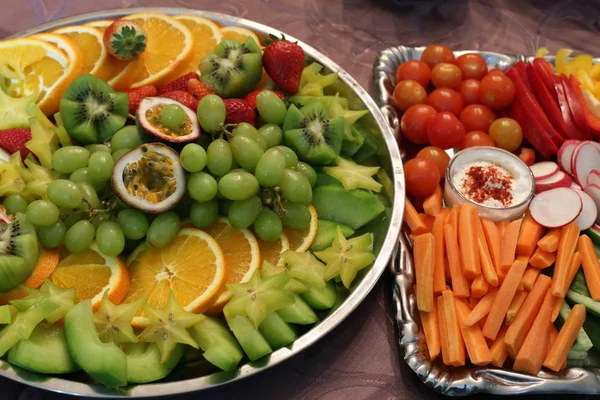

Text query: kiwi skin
(0, 213), (39, 292)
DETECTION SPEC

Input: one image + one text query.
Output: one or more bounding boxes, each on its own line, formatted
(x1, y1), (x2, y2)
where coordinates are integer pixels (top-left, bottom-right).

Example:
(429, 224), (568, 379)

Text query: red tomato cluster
(393, 44), (523, 152)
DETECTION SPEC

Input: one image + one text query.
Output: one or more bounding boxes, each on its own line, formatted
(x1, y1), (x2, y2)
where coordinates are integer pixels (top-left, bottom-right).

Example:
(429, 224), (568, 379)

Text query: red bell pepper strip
(526, 63), (568, 140)
(511, 62), (534, 94)
(560, 74), (592, 140)
(508, 96), (559, 159)
(553, 75), (588, 140)
(532, 58), (558, 99)
(568, 74), (600, 139)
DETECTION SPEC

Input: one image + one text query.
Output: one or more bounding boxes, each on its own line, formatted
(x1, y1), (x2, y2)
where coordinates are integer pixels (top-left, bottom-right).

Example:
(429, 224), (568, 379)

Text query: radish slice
(587, 170), (600, 188)
(0, 148), (8, 163)
(535, 171), (573, 194)
(558, 140), (580, 174)
(572, 142), (600, 186)
(530, 161), (560, 181)
(584, 184), (600, 224)
(571, 182), (583, 191)
(529, 187), (582, 228)
(574, 190), (598, 230)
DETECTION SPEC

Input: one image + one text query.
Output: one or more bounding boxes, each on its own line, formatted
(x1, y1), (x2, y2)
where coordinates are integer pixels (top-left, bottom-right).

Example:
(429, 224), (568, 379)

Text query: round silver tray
(3, 7), (404, 398)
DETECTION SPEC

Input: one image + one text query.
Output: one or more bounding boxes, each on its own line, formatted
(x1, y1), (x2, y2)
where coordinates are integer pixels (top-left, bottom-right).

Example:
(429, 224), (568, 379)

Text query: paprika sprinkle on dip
(460, 163), (514, 207)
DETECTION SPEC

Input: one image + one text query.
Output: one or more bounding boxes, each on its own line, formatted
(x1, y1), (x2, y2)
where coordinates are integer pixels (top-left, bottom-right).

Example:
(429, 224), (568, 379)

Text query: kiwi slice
(282, 102), (344, 165)
(0, 213), (39, 292)
(59, 74), (129, 144)
(200, 37), (263, 98)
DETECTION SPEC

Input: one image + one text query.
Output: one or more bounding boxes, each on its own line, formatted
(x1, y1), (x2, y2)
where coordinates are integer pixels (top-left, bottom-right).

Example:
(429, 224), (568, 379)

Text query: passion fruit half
(137, 97), (200, 143)
(112, 143), (185, 213)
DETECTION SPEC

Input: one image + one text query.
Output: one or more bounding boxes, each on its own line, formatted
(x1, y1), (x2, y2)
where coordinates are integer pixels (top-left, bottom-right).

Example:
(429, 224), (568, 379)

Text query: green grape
(228, 196), (263, 229)
(188, 172), (218, 202)
(253, 208), (283, 241)
(294, 162), (317, 187)
(46, 179), (85, 209)
(51, 146), (91, 174)
(96, 221), (126, 256)
(197, 94), (226, 133)
(117, 209), (149, 240)
(189, 199), (219, 228)
(78, 182), (101, 209)
(219, 199), (234, 216)
(111, 126), (143, 152)
(229, 135), (264, 172)
(147, 212), (180, 248)
(3, 194), (28, 215)
(232, 123), (267, 150)
(88, 152), (114, 182)
(91, 213), (113, 229)
(85, 144), (111, 153)
(274, 146), (298, 168)
(37, 220), (67, 249)
(159, 104), (186, 131)
(180, 143), (207, 173)
(116, 197), (131, 209)
(64, 220), (95, 253)
(279, 202), (311, 230)
(279, 169), (312, 205)
(70, 168), (105, 192)
(206, 138), (233, 177)
(218, 171), (259, 201)
(26, 200), (59, 226)
(258, 124), (283, 148)
(63, 213), (83, 229)
(112, 149), (131, 163)
(255, 148), (286, 187)
(256, 91), (287, 125)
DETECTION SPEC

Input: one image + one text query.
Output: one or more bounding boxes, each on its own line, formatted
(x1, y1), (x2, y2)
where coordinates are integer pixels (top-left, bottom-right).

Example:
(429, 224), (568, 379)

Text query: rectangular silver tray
(373, 45), (600, 396)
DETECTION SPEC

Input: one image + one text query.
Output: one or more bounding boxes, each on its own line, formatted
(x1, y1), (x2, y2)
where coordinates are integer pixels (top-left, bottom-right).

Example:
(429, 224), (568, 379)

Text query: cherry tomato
(459, 104), (497, 133)
(480, 73), (515, 110)
(420, 44), (456, 69)
(458, 79), (481, 105)
(431, 63), (462, 89)
(416, 146), (450, 178)
(393, 80), (427, 112)
(488, 118), (523, 152)
(395, 60), (431, 88)
(400, 104), (438, 144)
(487, 68), (504, 76)
(459, 131), (496, 150)
(404, 158), (441, 198)
(455, 53), (488, 80)
(427, 112), (466, 149)
(427, 88), (464, 116)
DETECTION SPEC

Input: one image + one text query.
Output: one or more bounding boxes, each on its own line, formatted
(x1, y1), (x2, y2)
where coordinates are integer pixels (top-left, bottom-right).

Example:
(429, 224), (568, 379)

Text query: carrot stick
(504, 274), (551, 358)
(529, 248), (556, 269)
(441, 290), (466, 366)
(547, 323), (559, 354)
(432, 209), (450, 294)
(497, 220), (509, 237)
(505, 290), (528, 325)
(567, 252), (582, 289)
(419, 300), (441, 361)
(551, 296), (563, 323)
(543, 303), (586, 371)
(513, 290), (556, 375)
(578, 234), (600, 301)
(458, 203), (481, 279)
(423, 185), (443, 217)
(475, 217), (499, 287)
(444, 224), (470, 298)
(414, 233), (435, 312)
(455, 299), (492, 366)
(469, 296), (478, 308)
(521, 268), (541, 291)
(482, 259), (529, 341)
(481, 219), (502, 279)
(516, 211), (545, 257)
(445, 206), (460, 228)
(471, 275), (490, 299)
(500, 219), (523, 276)
(490, 325), (509, 368)
(437, 295), (450, 365)
(537, 228), (561, 253)
(419, 213), (435, 232)
(404, 198), (428, 235)
(551, 222), (580, 298)
(466, 288), (499, 326)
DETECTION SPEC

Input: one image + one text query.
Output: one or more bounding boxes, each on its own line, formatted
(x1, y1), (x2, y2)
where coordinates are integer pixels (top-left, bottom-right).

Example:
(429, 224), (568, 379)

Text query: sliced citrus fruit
(123, 227), (226, 327)
(172, 15), (222, 75)
(0, 38), (80, 115)
(84, 20), (114, 31)
(49, 243), (129, 309)
(284, 205), (318, 252)
(52, 25), (112, 81)
(203, 217), (260, 314)
(220, 26), (261, 46)
(29, 33), (81, 61)
(257, 232), (290, 268)
(110, 12), (193, 90)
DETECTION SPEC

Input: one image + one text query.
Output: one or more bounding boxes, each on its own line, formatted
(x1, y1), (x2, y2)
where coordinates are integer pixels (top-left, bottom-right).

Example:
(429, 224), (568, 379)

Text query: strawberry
(103, 19), (147, 60)
(0, 128), (32, 158)
(125, 85), (158, 114)
(158, 72), (200, 94)
(262, 35), (305, 93)
(161, 91), (199, 111)
(224, 99), (256, 126)
(243, 89), (286, 110)
(187, 79), (215, 102)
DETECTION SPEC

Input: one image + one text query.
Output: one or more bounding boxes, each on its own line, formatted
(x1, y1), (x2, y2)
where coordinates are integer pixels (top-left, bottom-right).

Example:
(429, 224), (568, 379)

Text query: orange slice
(110, 12), (193, 90)
(0, 38), (80, 115)
(82, 20), (132, 85)
(49, 243), (129, 309)
(123, 227), (226, 327)
(173, 15), (222, 75)
(284, 205), (318, 252)
(258, 232), (291, 268)
(220, 26), (261, 46)
(203, 217), (260, 314)
(84, 20), (114, 31)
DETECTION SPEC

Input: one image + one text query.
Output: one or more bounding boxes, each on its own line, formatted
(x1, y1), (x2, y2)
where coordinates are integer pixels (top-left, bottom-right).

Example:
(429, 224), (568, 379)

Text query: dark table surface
(2, 0), (600, 399)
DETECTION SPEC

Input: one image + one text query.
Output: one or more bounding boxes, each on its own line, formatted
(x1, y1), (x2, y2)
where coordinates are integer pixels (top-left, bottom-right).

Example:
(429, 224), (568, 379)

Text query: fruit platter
(375, 44), (600, 395)
(0, 8), (402, 397)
